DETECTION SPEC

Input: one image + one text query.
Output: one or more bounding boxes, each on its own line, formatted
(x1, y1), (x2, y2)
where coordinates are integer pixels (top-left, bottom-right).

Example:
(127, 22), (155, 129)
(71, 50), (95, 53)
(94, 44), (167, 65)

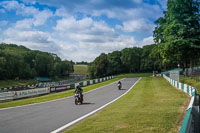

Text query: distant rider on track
(118, 81), (122, 90)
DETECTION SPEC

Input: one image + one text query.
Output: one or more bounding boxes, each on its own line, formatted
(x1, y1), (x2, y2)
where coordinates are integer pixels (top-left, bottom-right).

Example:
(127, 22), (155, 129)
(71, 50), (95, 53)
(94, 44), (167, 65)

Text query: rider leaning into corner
(74, 85), (83, 101)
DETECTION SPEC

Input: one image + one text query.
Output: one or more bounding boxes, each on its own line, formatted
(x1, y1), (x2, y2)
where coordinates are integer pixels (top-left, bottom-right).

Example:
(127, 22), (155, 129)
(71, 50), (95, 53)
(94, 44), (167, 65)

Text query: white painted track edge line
(51, 77), (141, 133)
(0, 78), (125, 111)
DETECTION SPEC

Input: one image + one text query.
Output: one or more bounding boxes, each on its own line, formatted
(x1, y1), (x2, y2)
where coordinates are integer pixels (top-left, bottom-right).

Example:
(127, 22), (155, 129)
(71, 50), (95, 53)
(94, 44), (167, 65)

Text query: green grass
(116, 73), (152, 78)
(180, 76), (200, 94)
(64, 77), (188, 133)
(0, 77), (122, 108)
(0, 80), (37, 88)
(73, 65), (88, 75)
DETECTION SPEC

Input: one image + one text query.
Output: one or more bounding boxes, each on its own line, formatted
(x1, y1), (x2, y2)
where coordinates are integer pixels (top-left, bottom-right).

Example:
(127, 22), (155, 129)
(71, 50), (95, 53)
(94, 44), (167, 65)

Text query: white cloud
(140, 36), (154, 46)
(117, 19), (155, 33)
(0, 1), (53, 26)
(1, 0), (37, 15)
(0, 1), (21, 10)
(1, 18), (61, 54)
(55, 7), (70, 17)
(92, 4), (162, 20)
(4, 28), (49, 45)
(54, 17), (137, 52)
(15, 19), (33, 30)
(33, 9), (53, 26)
(92, 4), (161, 33)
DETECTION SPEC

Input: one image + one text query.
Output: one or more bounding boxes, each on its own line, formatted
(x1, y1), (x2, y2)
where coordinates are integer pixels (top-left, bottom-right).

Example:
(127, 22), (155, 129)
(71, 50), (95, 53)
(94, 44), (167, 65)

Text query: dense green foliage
(88, 45), (172, 78)
(0, 43), (74, 80)
(154, 0), (200, 68)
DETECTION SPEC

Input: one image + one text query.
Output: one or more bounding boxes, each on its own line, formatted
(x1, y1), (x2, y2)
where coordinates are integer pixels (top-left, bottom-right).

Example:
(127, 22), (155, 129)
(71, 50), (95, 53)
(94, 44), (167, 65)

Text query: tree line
(89, 0), (200, 78)
(76, 61), (88, 65)
(88, 44), (175, 78)
(0, 43), (74, 80)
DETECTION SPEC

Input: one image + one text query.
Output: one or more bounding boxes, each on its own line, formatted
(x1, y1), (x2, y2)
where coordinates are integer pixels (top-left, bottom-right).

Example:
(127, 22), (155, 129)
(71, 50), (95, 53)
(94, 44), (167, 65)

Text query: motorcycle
(118, 83), (122, 90)
(74, 93), (83, 105)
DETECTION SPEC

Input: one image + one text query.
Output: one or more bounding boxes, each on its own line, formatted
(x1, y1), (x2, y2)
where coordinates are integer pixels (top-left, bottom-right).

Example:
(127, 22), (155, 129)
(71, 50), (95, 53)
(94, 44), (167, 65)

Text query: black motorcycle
(74, 93), (83, 105)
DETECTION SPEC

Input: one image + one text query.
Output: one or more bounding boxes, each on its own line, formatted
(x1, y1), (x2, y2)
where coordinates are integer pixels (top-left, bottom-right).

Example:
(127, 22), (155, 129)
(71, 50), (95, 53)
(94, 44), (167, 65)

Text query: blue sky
(0, 0), (167, 62)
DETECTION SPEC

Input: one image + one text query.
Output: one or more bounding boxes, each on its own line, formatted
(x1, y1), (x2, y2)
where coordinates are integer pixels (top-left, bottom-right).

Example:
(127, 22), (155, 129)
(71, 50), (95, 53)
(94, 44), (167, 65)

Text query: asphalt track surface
(0, 78), (139, 133)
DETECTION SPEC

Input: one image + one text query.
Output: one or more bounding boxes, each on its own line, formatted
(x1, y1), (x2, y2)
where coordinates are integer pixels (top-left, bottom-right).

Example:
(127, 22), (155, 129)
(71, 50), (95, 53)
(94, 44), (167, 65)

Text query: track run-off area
(0, 78), (140, 133)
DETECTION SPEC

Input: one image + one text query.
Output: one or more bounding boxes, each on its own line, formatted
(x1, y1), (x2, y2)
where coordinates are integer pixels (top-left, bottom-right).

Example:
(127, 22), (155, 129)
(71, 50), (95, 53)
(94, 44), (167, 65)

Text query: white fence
(163, 74), (199, 133)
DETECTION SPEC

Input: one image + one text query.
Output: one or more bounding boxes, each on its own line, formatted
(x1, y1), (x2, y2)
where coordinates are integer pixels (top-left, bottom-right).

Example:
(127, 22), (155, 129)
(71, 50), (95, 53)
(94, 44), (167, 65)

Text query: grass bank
(180, 76), (200, 94)
(73, 65), (88, 75)
(64, 77), (189, 133)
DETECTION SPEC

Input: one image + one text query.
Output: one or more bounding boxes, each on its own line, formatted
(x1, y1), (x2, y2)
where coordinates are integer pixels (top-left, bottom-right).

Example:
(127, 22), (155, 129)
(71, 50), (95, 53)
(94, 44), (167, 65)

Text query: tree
(121, 47), (142, 73)
(107, 51), (122, 75)
(0, 57), (6, 79)
(154, 0), (200, 69)
(140, 44), (155, 72)
(88, 53), (108, 78)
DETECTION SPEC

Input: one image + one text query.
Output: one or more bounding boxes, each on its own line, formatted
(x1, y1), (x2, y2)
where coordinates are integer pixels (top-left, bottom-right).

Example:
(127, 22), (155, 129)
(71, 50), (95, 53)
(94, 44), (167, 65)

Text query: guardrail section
(163, 74), (199, 133)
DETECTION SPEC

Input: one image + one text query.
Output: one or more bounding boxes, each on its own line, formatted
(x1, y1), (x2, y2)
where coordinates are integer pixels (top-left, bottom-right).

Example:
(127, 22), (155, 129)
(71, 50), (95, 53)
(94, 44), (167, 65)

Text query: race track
(0, 78), (139, 133)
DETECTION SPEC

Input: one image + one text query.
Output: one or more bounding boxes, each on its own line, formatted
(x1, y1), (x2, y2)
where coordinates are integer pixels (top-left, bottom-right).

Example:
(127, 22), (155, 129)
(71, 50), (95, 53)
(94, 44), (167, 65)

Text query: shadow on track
(119, 89), (126, 90)
(81, 102), (95, 105)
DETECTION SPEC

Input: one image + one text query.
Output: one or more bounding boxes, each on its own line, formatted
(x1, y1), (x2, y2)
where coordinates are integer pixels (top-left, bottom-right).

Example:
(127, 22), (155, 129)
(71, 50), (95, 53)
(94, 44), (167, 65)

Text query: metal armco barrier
(0, 92), (14, 101)
(163, 74), (200, 133)
(0, 76), (114, 102)
(13, 88), (50, 99)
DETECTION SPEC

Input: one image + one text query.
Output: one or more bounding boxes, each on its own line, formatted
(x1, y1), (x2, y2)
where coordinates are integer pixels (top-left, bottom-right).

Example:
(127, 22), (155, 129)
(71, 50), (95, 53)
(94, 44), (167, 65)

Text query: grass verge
(0, 77), (121, 108)
(180, 76), (200, 94)
(116, 73), (152, 78)
(64, 77), (189, 133)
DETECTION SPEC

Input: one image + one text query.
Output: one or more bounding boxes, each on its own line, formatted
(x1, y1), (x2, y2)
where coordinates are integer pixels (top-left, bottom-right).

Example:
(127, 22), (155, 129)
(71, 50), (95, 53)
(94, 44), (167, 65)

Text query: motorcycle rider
(118, 81), (122, 89)
(74, 85), (83, 101)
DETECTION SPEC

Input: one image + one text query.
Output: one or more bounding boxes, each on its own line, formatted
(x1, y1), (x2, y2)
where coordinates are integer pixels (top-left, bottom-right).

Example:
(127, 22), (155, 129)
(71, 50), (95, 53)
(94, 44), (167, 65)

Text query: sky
(0, 0), (167, 62)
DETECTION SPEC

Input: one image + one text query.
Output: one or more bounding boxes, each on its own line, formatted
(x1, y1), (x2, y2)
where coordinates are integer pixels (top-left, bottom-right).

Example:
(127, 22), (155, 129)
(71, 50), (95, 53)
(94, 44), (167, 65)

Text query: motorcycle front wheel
(75, 99), (78, 105)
